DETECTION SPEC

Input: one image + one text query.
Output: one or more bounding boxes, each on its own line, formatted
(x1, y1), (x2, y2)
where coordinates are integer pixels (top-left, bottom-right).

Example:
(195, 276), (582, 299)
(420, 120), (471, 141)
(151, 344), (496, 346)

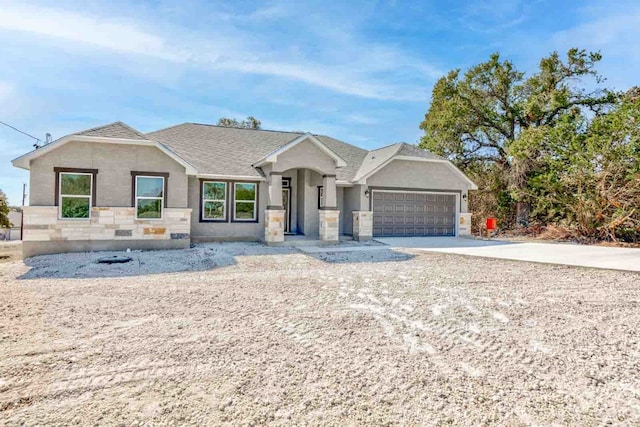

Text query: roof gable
(352, 143), (402, 182)
(353, 142), (477, 189)
(11, 123), (196, 174)
(396, 142), (444, 160)
(253, 133), (347, 169)
(76, 121), (149, 140)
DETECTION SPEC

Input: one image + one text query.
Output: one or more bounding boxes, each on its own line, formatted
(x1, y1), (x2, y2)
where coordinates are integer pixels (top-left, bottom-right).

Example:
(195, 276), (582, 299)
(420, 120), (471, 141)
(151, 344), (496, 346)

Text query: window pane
(204, 182), (226, 200)
(204, 201), (225, 219)
(61, 197), (90, 218)
(235, 183), (256, 201)
(61, 174), (91, 195)
(137, 199), (162, 218)
(235, 202), (255, 219)
(137, 177), (164, 197)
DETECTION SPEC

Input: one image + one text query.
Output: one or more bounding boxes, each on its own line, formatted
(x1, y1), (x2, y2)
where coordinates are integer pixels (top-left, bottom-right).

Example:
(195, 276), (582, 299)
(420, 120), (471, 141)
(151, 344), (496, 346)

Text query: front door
(282, 188), (290, 233)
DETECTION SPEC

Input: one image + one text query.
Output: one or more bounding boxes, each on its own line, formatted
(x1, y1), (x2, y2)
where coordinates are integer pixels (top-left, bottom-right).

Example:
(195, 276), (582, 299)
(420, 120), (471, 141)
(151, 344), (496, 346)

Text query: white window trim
(135, 175), (165, 220)
(233, 182), (257, 221)
(59, 172), (93, 220)
(202, 181), (227, 221)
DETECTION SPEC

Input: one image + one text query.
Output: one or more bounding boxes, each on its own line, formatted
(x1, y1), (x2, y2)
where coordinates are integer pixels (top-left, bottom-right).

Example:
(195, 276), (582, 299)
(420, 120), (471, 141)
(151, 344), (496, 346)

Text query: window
(202, 181), (227, 221)
(233, 182), (257, 221)
(318, 186), (324, 209)
(135, 175), (165, 219)
(59, 172), (93, 219)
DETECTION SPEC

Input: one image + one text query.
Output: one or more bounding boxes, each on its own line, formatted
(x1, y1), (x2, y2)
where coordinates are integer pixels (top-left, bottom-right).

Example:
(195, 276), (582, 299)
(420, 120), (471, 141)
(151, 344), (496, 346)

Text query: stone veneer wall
(318, 210), (339, 241)
(458, 212), (472, 236)
(352, 211), (373, 241)
(264, 209), (285, 244)
(22, 206), (192, 256)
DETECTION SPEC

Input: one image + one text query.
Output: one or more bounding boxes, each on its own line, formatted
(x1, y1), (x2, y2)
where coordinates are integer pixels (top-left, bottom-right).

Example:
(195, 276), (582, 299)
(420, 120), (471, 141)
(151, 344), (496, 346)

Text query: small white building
(0, 210), (22, 241)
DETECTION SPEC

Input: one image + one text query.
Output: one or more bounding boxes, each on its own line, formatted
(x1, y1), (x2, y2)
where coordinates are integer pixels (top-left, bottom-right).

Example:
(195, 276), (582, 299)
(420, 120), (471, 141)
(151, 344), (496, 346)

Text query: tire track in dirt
(339, 279), (555, 381)
(0, 361), (209, 411)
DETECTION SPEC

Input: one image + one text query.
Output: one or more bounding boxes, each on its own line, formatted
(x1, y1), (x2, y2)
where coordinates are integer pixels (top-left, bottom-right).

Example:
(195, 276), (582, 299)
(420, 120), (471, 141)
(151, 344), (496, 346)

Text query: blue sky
(1, 0), (639, 206)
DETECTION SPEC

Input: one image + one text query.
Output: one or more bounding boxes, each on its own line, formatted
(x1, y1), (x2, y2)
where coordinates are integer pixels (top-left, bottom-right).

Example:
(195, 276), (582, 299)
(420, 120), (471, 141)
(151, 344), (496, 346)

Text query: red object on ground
(486, 217), (498, 230)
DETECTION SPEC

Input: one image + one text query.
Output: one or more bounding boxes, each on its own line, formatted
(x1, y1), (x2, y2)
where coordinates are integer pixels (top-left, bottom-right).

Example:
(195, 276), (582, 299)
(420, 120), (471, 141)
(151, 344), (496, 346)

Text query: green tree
(217, 116), (262, 129)
(524, 88), (640, 241)
(420, 48), (617, 227)
(0, 189), (11, 228)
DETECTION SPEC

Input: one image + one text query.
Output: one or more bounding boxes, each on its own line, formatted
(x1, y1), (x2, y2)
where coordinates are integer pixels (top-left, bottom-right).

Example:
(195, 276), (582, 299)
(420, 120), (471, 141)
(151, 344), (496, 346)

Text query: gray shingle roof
(352, 143), (402, 182)
(352, 143), (444, 182)
(396, 142), (444, 160)
(146, 123), (369, 181)
(59, 122), (443, 182)
(76, 121), (150, 140)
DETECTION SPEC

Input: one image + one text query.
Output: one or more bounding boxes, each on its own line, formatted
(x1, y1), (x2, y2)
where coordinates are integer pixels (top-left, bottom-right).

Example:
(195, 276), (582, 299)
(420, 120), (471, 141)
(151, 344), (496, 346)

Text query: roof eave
(355, 155), (478, 189)
(11, 135), (198, 175)
(252, 133), (347, 169)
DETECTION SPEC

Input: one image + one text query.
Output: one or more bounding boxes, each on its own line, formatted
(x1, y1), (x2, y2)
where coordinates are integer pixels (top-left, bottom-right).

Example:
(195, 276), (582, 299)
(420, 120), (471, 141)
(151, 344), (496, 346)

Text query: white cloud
(550, 5), (640, 90)
(0, 3), (437, 101)
(552, 11), (640, 52)
(344, 113), (378, 125)
(0, 4), (186, 61)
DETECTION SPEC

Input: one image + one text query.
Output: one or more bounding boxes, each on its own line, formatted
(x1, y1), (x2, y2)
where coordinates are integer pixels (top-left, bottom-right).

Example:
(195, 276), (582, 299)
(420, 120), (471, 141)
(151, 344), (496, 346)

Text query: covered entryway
(372, 190), (457, 237)
(258, 133), (347, 243)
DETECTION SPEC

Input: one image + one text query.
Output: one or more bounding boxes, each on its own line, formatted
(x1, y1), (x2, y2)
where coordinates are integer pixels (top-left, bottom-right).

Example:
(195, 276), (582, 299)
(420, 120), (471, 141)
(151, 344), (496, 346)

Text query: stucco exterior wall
(336, 186), (344, 235)
(29, 141), (188, 208)
(296, 169), (306, 233)
(366, 160), (471, 212)
(272, 139), (336, 175)
(342, 184), (369, 235)
(299, 170), (322, 236)
(282, 170), (298, 234)
(342, 186), (356, 235)
(188, 176), (267, 241)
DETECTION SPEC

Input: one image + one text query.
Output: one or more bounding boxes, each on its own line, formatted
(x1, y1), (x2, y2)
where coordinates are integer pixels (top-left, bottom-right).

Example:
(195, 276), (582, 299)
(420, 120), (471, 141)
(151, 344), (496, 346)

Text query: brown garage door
(372, 191), (456, 237)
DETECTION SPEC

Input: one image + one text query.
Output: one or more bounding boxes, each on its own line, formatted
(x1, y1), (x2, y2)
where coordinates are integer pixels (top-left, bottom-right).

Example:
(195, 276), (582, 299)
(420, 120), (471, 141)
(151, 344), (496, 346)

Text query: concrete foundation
(23, 239), (190, 258)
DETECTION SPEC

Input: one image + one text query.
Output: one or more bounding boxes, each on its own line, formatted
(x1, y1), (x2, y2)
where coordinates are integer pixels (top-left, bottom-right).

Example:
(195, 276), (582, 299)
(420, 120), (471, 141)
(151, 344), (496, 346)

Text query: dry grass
(497, 225), (640, 248)
(0, 241), (21, 264)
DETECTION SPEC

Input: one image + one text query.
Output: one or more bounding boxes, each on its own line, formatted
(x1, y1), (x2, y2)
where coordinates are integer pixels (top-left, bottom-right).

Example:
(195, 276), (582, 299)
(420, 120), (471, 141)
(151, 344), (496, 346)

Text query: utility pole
(20, 183), (26, 241)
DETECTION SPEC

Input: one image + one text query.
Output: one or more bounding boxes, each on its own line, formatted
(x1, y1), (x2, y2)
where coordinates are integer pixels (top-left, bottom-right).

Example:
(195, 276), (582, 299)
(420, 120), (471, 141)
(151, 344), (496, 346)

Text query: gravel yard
(1, 242), (639, 425)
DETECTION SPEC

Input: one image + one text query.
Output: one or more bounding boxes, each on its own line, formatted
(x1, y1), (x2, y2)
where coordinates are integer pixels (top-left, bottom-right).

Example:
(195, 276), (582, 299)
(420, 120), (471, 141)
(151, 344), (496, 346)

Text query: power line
(0, 120), (41, 143)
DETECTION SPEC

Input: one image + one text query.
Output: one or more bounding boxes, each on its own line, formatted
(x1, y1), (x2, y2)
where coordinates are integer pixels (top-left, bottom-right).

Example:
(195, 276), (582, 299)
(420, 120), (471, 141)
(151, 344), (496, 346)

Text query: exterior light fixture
(364, 189), (370, 198)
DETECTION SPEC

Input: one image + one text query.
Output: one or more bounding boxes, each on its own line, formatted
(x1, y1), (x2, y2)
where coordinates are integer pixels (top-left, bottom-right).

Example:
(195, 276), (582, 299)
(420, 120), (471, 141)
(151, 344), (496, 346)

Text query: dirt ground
(0, 243), (639, 426)
(0, 241), (21, 264)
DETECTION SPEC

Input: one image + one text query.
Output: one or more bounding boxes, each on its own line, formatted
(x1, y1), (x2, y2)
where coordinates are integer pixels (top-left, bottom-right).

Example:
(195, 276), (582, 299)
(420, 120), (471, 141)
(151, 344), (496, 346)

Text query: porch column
(458, 190), (471, 236)
(353, 211), (373, 241)
(319, 174), (339, 242)
(265, 172), (285, 243)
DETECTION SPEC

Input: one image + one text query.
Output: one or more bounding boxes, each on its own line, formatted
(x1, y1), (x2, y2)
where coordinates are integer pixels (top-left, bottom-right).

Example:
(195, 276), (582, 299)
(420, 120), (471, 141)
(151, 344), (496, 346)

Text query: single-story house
(12, 122), (477, 257)
(0, 210), (22, 241)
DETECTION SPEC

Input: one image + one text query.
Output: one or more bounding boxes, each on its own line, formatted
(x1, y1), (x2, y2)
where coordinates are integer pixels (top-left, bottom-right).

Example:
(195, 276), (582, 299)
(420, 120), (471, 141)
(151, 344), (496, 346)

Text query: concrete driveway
(375, 237), (640, 272)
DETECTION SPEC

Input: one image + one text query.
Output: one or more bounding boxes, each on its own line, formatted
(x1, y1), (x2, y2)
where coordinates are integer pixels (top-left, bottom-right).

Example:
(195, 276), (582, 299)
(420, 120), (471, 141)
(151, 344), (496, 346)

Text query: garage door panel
(372, 190), (456, 237)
